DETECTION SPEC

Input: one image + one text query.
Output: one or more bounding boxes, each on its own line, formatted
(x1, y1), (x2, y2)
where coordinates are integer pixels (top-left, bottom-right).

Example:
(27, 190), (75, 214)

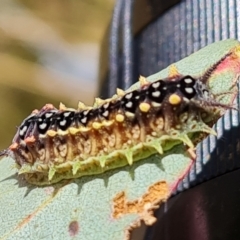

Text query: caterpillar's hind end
(0, 149), (9, 159)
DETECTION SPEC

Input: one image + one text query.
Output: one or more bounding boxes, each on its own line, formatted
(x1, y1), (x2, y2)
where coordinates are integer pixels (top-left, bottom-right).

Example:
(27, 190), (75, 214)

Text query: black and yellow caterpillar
(0, 48), (238, 185)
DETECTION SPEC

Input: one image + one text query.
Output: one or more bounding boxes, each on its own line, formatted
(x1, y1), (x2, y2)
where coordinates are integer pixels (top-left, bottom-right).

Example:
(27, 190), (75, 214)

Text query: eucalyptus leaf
(0, 39), (240, 240)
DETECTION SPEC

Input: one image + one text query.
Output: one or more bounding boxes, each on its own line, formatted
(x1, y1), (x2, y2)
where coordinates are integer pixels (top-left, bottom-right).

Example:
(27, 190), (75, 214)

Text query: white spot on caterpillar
(125, 93), (133, 99)
(45, 112), (54, 118)
(152, 102), (161, 107)
(19, 125), (28, 137)
(185, 87), (194, 94)
(152, 82), (160, 88)
(103, 103), (109, 109)
(184, 78), (194, 84)
(39, 123), (47, 130)
(60, 120), (67, 126)
(81, 117), (87, 124)
(103, 111), (109, 117)
(152, 91), (161, 97)
(203, 90), (209, 98)
(126, 102), (133, 108)
(63, 112), (71, 117)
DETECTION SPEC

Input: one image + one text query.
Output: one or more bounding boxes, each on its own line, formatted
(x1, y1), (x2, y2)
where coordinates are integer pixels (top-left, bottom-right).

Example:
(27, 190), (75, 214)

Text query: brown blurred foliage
(0, 0), (114, 149)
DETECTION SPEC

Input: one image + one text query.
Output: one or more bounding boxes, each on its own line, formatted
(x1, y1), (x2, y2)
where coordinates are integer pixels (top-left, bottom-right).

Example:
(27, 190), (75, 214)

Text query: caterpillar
(0, 53), (237, 186)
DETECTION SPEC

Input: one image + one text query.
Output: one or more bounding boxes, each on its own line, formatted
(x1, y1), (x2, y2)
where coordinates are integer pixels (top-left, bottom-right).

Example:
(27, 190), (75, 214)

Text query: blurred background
(0, 0), (114, 149)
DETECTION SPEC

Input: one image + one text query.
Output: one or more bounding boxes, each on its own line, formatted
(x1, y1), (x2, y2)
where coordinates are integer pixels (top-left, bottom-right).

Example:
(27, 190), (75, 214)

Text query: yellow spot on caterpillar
(139, 75), (149, 86)
(116, 114), (125, 122)
(57, 129), (68, 136)
(139, 102), (151, 112)
(116, 88), (125, 96)
(168, 64), (179, 78)
(92, 122), (102, 130)
(79, 126), (91, 132)
(102, 120), (114, 127)
(169, 94), (182, 105)
(47, 129), (57, 137)
(69, 127), (79, 135)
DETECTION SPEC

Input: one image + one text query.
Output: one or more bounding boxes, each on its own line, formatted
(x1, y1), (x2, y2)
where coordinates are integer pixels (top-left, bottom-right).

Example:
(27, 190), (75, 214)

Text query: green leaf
(0, 39), (240, 240)
(0, 146), (192, 240)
